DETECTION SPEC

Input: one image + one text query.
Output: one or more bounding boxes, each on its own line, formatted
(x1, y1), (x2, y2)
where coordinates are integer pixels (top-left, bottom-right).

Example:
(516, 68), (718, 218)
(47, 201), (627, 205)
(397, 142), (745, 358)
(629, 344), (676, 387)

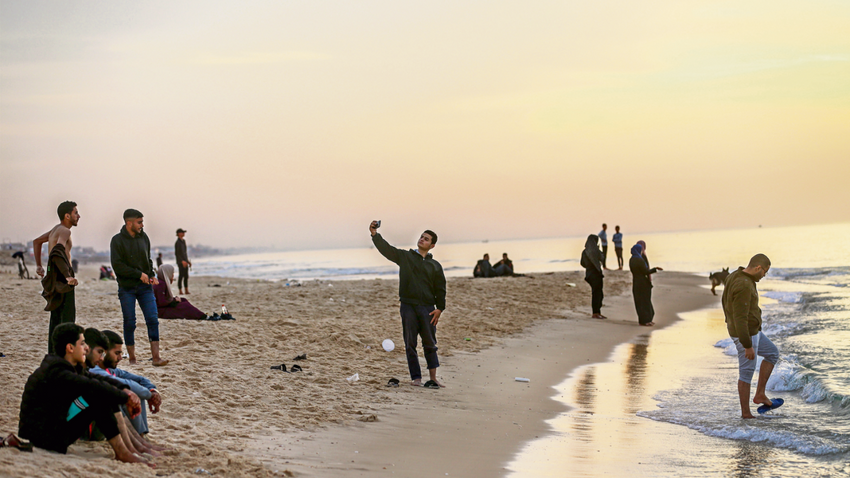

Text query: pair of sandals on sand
(386, 378), (441, 389)
(270, 364), (302, 372)
(1, 433), (32, 452)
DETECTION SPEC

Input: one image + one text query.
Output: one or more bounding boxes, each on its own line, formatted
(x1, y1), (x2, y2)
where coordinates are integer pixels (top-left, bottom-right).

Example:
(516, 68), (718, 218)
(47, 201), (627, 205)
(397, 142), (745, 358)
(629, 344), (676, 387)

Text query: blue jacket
(90, 366), (156, 400)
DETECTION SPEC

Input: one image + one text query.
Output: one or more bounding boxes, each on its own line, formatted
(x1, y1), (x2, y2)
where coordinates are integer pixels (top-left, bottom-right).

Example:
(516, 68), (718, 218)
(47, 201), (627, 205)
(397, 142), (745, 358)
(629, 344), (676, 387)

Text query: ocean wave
(637, 410), (848, 455)
(763, 291), (804, 303)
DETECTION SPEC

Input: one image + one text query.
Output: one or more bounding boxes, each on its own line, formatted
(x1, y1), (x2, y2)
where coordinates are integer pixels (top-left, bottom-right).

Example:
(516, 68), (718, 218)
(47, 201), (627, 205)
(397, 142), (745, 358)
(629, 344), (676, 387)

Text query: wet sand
(0, 264), (712, 477)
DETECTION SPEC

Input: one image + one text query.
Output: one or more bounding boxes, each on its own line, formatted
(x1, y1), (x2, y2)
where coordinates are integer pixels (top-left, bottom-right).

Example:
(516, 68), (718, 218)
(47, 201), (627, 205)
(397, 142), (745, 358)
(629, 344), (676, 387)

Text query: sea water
(192, 223), (850, 475)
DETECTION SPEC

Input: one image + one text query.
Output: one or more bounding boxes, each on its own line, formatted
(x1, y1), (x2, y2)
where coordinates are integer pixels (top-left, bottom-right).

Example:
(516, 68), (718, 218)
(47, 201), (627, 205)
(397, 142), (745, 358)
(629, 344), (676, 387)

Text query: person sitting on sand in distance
(370, 221), (447, 388)
(629, 243), (661, 326)
(474, 253), (493, 278)
(91, 330), (165, 441)
(18, 323), (154, 467)
(581, 234), (606, 319)
(110, 209), (168, 366)
(154, 264), (207, 320)
(33, 200), (80, 354)
(493, 252), (514, 276)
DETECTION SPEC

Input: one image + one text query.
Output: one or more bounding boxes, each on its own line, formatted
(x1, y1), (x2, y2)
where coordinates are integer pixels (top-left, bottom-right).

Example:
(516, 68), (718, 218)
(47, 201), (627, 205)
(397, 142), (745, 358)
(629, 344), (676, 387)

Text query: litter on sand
(515, 377), (530, 382)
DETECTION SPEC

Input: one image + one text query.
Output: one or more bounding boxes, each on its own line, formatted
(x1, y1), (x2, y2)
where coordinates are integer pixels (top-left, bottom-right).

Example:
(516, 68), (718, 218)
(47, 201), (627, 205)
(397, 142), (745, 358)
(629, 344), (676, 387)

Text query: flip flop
(423, 380), (440, 389)
(270, 364), (287, 372)
(757, 398), (784, 414)
(386, 378), (400, 387)
(293, 354), (307, 361)
(1, 433), (33, 452)
(290, 364), (302, 372)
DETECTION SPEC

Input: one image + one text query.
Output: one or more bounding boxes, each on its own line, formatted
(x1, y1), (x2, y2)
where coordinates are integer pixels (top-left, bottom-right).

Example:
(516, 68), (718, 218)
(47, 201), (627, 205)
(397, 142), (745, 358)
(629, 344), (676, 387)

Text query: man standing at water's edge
(722, 253), (779, 418)
(370, 221), (447, 388)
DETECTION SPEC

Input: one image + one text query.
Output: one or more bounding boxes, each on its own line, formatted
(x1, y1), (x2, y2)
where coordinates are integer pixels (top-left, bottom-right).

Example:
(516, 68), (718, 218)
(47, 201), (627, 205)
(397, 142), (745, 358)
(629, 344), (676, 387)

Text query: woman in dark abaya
(581, 234), (606, 319)
(629, 242), (662, 326)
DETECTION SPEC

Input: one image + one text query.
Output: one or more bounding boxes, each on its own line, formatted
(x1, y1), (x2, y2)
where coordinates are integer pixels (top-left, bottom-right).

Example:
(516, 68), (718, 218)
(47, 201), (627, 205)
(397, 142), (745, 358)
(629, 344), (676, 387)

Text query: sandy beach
(0, 264), (715, 477)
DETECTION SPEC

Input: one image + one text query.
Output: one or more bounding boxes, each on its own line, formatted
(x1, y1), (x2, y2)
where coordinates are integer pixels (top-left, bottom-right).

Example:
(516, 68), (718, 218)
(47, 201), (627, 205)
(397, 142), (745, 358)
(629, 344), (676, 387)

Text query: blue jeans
(118, 284), (159, 346)
(399, 303), (440, 381)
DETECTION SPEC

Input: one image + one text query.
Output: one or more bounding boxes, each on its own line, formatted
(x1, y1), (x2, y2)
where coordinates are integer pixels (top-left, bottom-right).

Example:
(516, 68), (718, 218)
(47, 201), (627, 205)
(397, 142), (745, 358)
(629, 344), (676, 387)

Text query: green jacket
(722, 267), (762, 348)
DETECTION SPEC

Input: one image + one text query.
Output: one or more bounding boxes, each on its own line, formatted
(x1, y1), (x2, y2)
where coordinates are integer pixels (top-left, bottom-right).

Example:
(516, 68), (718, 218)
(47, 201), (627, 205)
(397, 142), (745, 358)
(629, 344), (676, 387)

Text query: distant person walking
(174, 229), (191, 295)
(110, 209), (169, 366)
(370, 221), (447, 388)
(581, 234), (605, 319)
(599, 223), (609, 270)
(722, 254), (779, 418)
(612, 225), (624, 270)
(33, 201), (80, 353)
(629, 243), (661, 326)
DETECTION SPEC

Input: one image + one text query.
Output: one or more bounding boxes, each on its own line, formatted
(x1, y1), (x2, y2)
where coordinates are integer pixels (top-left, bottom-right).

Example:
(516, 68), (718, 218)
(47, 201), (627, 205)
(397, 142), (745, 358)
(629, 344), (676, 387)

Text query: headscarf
(156, 264), (176, 303)
(630, 244), (643, 259)
(583, 234), (602, 271)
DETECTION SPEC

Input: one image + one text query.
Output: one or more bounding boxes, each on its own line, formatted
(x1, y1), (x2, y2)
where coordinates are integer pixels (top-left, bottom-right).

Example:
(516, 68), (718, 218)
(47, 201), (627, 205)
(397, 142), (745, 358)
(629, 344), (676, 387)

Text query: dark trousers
(585, 275), (604, 314)
(601, 245), (608, 269)
(178, 264), (189, 290)
(399, 303), (440, 381)
(615, 247), (624, 268)
(34, 394), (120, 454)
(48, 289), (76, 354)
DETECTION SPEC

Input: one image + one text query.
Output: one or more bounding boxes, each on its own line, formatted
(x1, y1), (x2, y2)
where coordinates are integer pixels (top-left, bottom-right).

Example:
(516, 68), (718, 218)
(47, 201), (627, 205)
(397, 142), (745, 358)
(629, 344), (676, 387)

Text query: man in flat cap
(174, 228), (191, 295)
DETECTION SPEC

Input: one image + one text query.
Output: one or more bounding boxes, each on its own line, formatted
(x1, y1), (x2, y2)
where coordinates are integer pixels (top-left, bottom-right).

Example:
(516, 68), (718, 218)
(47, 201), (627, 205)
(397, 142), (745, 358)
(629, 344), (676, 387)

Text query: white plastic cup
(382, 339), (395, 352)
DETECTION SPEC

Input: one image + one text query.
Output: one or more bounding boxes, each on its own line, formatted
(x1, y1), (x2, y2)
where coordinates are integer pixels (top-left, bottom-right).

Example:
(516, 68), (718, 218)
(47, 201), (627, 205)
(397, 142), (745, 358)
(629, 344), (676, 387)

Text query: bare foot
(753, 395), (773, 407)
(592, 314), (606, 319)
(434, 380), (446, 388)
(152, 359), (169, 367)
(410, 379), (422, 386)
(741, 414), (756, 419)
(128, 358), (137, 365)
(115, 450), (156, 468)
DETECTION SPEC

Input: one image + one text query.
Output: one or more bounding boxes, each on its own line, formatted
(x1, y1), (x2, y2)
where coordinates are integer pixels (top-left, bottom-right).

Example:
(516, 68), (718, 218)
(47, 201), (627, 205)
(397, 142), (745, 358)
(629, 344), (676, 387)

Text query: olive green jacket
(722, 267), (762, 348)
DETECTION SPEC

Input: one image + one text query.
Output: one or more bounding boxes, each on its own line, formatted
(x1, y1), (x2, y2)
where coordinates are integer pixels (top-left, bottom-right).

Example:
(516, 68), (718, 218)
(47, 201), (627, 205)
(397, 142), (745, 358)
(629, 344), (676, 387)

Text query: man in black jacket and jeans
(370, 221), (447, 388)
(110, 209), (168, 366)
(18, 323), (151, 465)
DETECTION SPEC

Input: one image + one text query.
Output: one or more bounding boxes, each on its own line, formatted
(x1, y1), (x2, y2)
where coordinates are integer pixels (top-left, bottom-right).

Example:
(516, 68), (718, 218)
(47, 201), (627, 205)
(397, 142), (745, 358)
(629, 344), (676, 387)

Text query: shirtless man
(33, 201), (80, 353)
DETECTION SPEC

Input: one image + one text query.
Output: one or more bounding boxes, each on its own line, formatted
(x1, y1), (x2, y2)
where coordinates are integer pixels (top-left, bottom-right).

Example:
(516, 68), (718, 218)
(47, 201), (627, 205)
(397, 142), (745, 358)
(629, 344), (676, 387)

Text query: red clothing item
(152, 280), (206, 320)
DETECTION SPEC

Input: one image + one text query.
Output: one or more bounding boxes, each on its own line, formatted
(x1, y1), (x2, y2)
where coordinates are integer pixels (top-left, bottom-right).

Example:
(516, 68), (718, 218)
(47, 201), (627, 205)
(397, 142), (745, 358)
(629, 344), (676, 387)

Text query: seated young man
(90, 330), (163, 436)
(473, 254), (493, 278)
(18, 323), (153, 466)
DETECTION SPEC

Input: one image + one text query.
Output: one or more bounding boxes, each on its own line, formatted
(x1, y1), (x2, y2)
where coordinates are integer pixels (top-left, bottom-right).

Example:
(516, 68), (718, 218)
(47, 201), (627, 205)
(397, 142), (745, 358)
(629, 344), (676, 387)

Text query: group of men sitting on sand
(473, 252), (516, 278)
(16, 323), (165, 467)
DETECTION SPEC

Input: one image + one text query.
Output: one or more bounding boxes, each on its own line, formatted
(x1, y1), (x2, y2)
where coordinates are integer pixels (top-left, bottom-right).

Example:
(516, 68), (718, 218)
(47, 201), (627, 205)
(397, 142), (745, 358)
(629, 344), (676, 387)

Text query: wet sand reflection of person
(623, 337), (650, 417)
(730, 441), (773, 478)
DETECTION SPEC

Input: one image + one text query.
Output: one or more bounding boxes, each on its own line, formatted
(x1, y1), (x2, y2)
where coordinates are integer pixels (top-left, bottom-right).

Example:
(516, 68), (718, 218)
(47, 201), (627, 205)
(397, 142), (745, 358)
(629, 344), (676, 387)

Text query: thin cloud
(192, 51), (330, 65)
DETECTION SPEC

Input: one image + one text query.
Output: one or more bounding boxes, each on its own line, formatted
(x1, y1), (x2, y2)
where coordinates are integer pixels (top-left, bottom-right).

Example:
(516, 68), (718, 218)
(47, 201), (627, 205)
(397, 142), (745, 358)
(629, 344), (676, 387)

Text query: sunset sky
(2, 1), (848, 251)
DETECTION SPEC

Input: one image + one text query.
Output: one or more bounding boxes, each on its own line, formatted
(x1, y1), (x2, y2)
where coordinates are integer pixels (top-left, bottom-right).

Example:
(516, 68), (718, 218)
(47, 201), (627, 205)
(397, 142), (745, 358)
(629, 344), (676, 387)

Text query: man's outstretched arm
(33, 230), (50, 276)
(370, 221), (402, 264)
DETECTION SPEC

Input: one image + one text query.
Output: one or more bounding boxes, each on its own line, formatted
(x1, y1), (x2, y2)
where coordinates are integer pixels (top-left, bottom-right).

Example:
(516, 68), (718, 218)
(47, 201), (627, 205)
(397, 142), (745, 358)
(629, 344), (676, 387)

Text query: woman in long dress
(154, 264), (207, 320)
(581, 234), (606, 319)
(629, 243), (662, 326)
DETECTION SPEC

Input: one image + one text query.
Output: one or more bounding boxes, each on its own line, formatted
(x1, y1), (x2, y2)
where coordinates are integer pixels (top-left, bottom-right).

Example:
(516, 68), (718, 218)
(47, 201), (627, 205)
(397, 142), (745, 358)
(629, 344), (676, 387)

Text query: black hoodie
(18, 354), (129, 453)
(110, 225), (155, 289)
(372, 233), (447, 310)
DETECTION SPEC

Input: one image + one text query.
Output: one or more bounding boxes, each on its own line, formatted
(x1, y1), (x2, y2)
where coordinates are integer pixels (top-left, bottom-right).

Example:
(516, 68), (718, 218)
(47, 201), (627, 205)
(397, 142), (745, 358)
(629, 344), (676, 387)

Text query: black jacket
(18, 354), (129, 453)
(372, 233), (447, 310)
(110, 226), (155, 288)
(175, 238), (188, 264)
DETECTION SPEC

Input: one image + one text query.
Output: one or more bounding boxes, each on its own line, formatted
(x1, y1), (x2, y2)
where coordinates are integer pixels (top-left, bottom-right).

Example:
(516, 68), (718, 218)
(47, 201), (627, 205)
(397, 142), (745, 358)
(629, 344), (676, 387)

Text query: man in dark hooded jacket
(18, 323), (151, 465)
(370, 221), (447, 388)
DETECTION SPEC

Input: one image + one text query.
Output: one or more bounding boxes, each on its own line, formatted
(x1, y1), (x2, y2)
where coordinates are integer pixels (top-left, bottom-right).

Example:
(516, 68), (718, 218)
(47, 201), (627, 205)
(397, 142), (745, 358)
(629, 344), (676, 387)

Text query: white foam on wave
(763, 291), (804, 303)
(637, 410), (848, 455)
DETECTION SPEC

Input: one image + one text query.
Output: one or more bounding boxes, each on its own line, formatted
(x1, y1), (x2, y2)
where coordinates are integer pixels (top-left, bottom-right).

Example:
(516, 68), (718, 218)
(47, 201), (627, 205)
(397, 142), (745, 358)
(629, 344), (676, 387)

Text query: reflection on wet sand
(624, 337), (650, 417)
(730, 441), (774, 478)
